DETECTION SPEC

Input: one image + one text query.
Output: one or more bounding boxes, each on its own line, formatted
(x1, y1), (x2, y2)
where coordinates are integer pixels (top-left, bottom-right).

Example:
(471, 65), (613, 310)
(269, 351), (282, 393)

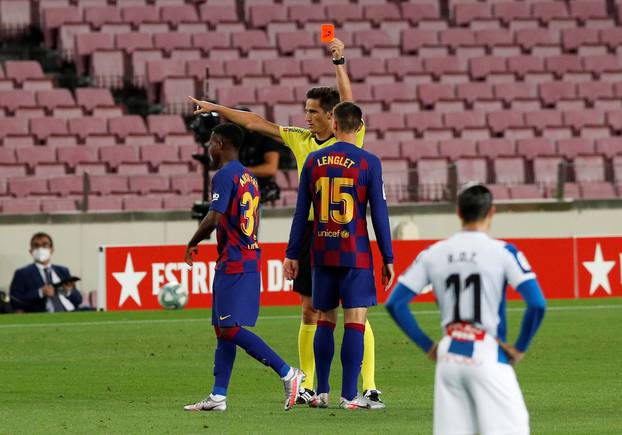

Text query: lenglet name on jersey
(239, 172), (259, 189)
(316, 155), (356, 168)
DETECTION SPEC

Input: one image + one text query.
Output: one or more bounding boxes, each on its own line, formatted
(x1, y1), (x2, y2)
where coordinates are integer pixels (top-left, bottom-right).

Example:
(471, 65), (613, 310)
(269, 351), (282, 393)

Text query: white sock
(210, 393), (226, 401)
(280, 367), (295, 381)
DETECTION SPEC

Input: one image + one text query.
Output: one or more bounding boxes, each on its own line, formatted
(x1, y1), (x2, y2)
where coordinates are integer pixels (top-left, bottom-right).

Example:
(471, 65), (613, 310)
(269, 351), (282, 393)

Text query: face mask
(32, 248), (52, 263)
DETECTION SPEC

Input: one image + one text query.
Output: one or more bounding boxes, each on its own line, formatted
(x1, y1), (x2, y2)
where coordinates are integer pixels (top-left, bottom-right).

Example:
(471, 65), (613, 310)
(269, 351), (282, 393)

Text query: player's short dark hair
(31, 232), (53, 247)
(457, 184), (493, 223)
(332, 102), (363, 133)
(305, 87), (340, 113)
(212, 123), (244, 149)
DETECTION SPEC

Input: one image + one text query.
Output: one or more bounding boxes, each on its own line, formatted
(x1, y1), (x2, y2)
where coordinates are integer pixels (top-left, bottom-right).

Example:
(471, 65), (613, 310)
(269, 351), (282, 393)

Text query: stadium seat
(74, 88), (115, 114)
(4, 61), (45, 85)
(534, 156), (565, 185)
(199, 4), (238, 26)
(91, 50), (125, 88)
(509, 184), (544, 200)
(170, 173), (202, 195)
(401, 2), (439, 25)
(400, 139), (440, 162)
(574, 155), (606, 183)
(0, 118), (29, 137)
(556, 138), (595, 159)
(30, 118), (68, 142)
(108, 116), (148, 140)
(57, 146), (99, 169)
(162, 77), (195, 113)
(477, 139), (515, 158)
(595, 138), (622, 157)
(517, 138), (557, 160)
(439, 139), (477, 160)
(487, 111), (524, 135)
(539, 82), (576, 107)
(249, 5), (287, 28)
(364, 141), (401, 160)
(49, 175), (85, 196)
(494, 157), (526, 185)
(416, 158), (448, 201)
(15, 145), (56, 171)
(455, 157), (488, 187)
(121, 5), (159, 27)
(146, 59), (185, 84)
(382, 159), (412, 203)
(405, 112), (443, 135)
(35, 89), (75, 112)
(160, 5), (199, 27)
(579, 182), (616, 199)
(524, 110), (563, 134)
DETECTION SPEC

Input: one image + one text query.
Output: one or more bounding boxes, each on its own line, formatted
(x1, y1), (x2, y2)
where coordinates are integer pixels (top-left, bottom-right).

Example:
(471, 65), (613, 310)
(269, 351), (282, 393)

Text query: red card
(321, 24), (334, 43)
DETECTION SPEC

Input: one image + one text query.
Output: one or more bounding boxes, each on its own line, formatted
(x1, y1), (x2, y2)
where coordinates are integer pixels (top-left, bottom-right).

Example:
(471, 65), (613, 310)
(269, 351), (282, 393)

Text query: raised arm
(188, 97), (283, 143)
(330, 38), (353, 102)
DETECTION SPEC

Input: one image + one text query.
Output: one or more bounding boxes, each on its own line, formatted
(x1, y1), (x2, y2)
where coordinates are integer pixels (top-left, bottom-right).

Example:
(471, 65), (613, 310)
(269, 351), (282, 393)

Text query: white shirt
(35, 263), (76, 312)
(398, 231), (535, 339)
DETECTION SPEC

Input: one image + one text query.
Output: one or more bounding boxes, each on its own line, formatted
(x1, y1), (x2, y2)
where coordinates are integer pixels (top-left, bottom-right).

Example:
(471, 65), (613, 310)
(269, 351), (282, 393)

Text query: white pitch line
(0, 303), (620, 330)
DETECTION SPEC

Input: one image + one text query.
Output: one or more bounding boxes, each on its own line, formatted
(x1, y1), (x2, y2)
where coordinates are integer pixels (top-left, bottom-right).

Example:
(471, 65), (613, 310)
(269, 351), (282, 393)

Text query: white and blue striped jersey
(398, 231), (536, 340)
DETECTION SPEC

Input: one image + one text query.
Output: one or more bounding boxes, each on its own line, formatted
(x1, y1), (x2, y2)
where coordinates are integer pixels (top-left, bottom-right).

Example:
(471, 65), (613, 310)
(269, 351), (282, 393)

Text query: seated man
(10, 232), (82, 313)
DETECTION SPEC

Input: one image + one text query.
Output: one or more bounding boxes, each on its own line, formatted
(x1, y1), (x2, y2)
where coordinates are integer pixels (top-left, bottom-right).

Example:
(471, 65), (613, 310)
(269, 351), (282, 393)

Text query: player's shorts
(433, 323), (530, 435)
(212, 271), (260, 327)
(312, 266), (377, 310)
(292, 222), (314, 297)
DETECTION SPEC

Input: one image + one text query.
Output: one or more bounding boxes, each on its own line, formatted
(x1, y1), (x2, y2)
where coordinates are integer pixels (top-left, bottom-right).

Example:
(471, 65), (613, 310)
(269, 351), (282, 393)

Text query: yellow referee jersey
(279, 124), (366, 178)
(279, 124), (365, 219)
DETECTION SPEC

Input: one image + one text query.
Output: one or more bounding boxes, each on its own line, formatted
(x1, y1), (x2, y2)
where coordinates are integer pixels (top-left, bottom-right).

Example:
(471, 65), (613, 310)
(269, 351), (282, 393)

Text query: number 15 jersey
(286, 141), (393, 269)
(210, 160), (261, 274)
(398, 231), (537, 341)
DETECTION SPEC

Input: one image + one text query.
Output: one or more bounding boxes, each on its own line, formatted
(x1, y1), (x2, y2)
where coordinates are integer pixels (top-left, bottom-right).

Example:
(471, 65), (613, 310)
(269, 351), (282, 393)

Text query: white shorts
(433, 328), (530, 435)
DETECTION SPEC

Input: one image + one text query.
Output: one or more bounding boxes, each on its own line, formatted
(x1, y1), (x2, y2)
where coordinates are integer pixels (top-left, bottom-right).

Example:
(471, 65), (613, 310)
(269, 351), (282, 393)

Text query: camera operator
(235, 107), (282, 204)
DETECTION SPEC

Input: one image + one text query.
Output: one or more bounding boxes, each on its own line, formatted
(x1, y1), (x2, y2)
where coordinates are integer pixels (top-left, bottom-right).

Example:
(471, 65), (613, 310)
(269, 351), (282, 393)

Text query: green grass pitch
(2, 298), (621, 434)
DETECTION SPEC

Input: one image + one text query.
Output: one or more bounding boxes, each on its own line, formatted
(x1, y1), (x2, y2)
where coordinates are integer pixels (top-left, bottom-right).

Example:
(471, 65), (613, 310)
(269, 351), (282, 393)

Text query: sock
(212, 338), (236, 397)
(280, 367), (294, 381)
(361, 319), (376, 391)
(210, 393), (226, 401)
(341, 323), (365, 401)
(298, 322), (317, 390)
(313, 320), (335, 394)
(230, 327), (291, 378)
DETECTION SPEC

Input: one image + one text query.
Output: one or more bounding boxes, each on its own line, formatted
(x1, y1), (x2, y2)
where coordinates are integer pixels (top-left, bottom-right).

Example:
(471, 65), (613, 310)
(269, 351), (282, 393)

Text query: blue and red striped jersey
(210, 160), (261, 274)
(286, 141), (394, 269)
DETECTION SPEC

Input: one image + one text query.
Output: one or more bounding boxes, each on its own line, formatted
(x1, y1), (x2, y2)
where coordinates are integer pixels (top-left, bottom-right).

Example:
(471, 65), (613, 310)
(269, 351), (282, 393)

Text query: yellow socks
(298, 322), (317, 390)
(298, 320), (376, 392)
(361, 319), (376, 391)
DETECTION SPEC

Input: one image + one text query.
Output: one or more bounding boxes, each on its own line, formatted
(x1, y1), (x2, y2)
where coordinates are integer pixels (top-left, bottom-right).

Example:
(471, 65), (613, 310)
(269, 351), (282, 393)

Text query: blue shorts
(212, 271), (260, 327)
(312, 266), (377, 311)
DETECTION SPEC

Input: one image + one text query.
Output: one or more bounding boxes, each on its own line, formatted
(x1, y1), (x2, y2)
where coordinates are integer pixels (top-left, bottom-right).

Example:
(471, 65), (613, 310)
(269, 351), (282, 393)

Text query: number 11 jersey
(286, 141), (393, 269)
(398, 231), (537, 340)
(210, 160), (261, 274)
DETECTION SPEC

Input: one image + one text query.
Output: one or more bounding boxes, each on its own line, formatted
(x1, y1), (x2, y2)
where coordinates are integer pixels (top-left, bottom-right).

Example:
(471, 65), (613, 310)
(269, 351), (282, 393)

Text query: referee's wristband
(332, 57), (345, 65)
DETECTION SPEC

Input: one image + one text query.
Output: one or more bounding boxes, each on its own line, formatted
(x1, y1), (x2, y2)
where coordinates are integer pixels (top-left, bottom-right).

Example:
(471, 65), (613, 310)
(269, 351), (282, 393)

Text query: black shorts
(293, 222), (314, 297)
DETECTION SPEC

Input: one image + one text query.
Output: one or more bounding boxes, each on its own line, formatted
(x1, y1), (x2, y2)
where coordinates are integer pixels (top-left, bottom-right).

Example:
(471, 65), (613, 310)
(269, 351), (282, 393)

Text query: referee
(189, 38), (384, 408)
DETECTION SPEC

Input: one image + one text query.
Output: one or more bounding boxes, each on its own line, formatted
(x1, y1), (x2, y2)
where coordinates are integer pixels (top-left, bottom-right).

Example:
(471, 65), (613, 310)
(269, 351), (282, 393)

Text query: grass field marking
(0, 303), (620, 330)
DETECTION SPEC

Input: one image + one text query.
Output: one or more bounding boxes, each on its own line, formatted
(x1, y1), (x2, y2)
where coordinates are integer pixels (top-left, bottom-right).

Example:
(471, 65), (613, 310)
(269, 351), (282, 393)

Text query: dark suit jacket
(10, 264), (82, 313)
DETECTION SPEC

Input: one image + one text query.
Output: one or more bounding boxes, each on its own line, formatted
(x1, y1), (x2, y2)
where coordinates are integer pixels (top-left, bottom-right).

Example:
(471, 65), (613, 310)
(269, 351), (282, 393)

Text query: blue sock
(314, 320), (335, 394)
(212, 338), (236, 396)
(231, 327), (290, 378)
(341, 323), (365, 401)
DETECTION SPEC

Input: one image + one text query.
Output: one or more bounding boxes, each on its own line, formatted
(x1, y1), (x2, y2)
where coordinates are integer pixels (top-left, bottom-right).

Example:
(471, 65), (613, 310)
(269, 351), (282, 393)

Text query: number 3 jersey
(398, 231), (537, 340)
(210, 160), (261, 274)
(286, 141), (393, 269)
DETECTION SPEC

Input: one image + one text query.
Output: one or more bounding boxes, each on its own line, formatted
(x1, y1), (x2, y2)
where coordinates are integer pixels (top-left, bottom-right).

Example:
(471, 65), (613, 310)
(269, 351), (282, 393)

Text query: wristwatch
(332, 57), (345, 65)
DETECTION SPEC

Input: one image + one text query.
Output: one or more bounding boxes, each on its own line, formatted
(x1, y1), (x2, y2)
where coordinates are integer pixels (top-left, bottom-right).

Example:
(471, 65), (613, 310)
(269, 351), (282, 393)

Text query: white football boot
(309, 392), (329, 408)
(183, 395), (227, 412)
(282, 368), (305, 411)
(362, 389), (386, 409)
(339, 395), (371, 410)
